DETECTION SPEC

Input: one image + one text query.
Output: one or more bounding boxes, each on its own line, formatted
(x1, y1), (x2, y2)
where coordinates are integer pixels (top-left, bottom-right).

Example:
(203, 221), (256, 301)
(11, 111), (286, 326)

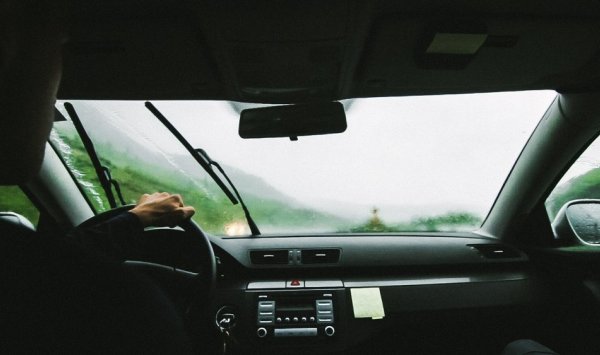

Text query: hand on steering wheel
(129, 192), (196, 227)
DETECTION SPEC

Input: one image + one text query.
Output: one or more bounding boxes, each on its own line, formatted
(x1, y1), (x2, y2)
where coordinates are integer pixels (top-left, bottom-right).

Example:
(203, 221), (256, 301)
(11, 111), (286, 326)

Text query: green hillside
(546, 167), (600, 221)
(0, 186), (40, 225)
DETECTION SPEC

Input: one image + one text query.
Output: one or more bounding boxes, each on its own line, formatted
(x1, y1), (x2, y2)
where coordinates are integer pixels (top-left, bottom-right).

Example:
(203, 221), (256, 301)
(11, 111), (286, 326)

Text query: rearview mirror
(239, 102), (347, 140)
(552, 199), (600, 245)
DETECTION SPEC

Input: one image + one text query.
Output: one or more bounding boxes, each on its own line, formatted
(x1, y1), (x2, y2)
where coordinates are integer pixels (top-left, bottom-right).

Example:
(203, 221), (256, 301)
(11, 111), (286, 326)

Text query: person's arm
(69, 211), (145, 261)
(69, 192), (195, 262)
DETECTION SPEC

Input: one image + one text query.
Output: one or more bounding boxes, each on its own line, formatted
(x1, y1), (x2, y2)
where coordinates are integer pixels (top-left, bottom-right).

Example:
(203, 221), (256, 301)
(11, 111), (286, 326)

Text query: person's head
(0, 0), (67, 184)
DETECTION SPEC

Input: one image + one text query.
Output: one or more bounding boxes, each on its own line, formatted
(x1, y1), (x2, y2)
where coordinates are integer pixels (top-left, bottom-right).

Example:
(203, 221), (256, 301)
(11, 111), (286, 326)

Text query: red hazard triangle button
(286, 279), (304, 288)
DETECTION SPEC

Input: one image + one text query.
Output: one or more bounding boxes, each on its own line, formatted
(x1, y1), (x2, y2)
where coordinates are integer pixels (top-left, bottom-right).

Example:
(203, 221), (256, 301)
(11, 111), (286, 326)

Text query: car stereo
(254, 290), (337, 338)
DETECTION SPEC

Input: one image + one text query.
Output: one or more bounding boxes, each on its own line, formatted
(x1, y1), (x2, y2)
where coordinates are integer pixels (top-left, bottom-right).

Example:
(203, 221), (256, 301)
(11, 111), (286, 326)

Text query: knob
(324, 326), (335, 337)
(257, 327), (268, 338)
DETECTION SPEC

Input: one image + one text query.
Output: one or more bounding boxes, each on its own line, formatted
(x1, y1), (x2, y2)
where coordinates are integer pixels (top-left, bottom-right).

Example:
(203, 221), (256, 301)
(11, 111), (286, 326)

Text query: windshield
(52, 91), (555, 236)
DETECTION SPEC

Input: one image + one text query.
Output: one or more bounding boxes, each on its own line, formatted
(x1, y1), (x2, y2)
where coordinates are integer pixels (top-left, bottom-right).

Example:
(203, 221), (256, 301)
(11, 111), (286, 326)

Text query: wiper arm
(144, 102), (238, 205)
(196, 148), (261, 236)
(64, 102), (126, 209)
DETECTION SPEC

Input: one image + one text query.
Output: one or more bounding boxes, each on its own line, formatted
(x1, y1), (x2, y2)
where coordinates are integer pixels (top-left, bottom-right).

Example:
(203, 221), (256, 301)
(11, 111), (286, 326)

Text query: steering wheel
(76, 205), (216, 343)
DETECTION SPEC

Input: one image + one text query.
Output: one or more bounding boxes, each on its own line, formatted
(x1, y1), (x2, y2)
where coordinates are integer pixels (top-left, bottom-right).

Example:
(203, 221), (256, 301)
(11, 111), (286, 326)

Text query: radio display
(273, 296), (319, 323)
(277, 299), (316, 313)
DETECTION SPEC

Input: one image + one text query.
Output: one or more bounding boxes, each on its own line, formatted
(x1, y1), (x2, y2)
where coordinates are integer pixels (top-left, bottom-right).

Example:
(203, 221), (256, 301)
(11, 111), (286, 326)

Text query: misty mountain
(169, 154), (300, 204)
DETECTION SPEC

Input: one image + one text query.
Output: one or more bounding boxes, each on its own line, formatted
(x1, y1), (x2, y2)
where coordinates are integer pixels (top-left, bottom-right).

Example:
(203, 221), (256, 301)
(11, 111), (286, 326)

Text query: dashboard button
(258, 301), (275, 309)
(286, 279), (305, 288)
(324, 326), (335, 336)
(317, 316), (333, 324)
(257, 328), (268, 338)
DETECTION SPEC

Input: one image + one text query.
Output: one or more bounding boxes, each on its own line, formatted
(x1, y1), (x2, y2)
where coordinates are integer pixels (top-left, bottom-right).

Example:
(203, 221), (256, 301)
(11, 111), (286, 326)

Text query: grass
(0, 186), (40, 225)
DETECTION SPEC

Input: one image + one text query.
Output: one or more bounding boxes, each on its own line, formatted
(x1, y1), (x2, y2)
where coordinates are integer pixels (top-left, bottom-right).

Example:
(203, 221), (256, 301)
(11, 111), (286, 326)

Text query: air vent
(250, 250), (289, 265)
(469, 244), (520, 259)
(301, 249), (340, 264)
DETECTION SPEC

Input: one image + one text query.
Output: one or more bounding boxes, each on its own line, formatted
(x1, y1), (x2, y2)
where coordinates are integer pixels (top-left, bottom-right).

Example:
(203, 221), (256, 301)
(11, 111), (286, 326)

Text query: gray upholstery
(502, 339), (559, 355)
(0, 212), (35, 235)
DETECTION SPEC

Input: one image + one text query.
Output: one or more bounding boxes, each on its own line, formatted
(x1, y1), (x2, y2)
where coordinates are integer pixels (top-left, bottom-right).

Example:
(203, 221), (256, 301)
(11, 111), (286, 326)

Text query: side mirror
(552, 199), (600, 245)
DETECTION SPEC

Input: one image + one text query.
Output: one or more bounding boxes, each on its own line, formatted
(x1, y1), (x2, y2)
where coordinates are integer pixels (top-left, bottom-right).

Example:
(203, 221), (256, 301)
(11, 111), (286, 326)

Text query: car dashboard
(207, 233), (547, 354)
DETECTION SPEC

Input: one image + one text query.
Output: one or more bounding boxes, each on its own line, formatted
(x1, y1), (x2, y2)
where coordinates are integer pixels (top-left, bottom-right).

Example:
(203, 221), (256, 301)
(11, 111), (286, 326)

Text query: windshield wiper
(196, 148), (261, 236)
(64, 102), (126, 209)
(145, 102), (261, 236)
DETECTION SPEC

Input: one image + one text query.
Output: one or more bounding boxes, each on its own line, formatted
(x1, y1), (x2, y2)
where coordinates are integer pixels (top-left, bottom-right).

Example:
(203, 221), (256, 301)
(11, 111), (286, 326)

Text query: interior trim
(344, 273), (527, 288)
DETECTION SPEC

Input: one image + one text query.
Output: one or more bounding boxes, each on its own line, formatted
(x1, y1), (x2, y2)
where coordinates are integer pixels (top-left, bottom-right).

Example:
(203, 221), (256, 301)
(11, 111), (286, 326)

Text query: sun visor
(416, 21), (488, 69)
(426, 33), (488, 55)
(359, 17), (600, 93)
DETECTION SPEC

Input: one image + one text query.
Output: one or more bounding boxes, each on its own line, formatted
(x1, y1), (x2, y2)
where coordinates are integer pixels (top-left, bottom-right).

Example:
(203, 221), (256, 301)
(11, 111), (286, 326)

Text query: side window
(0, 186), (40, 227)
(546, 135), (600, 223)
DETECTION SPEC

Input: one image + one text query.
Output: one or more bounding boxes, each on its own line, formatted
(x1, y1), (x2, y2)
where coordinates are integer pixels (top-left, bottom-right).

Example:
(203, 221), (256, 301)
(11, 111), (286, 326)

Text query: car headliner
(58, 0), (600, 102)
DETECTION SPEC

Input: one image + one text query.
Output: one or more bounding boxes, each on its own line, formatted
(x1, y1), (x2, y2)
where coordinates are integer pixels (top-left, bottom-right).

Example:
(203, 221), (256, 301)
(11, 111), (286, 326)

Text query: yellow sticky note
(350, 287), (385, 319)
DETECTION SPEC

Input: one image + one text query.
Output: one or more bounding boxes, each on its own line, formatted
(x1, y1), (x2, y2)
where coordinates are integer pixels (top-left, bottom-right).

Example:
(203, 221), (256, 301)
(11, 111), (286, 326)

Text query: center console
(245, 280), (346, 344)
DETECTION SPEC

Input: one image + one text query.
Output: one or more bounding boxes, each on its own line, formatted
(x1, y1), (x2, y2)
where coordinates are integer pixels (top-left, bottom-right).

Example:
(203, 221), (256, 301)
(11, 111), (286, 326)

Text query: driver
(1, 1), (197, 353)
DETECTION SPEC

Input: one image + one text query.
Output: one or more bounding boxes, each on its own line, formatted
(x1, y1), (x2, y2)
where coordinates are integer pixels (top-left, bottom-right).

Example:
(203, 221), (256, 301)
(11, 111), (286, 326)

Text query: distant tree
(344, 209), (482, 233)
(349, 207), (394, 232)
